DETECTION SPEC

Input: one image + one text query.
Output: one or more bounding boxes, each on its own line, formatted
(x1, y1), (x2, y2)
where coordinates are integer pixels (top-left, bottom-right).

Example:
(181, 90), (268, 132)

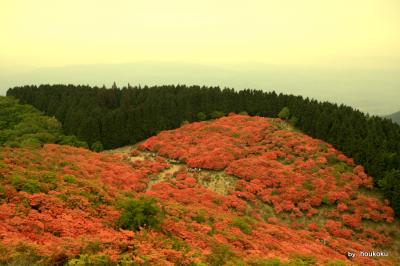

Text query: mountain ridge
(386, 111), (400, 124)
(2, 63), (400, 115)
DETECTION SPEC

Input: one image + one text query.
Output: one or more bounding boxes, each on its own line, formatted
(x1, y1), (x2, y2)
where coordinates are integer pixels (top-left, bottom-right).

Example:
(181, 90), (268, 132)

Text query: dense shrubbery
(140, 114), (399, 265)
(117, 196), (162, 231)
(232, 217), (253, 235)
(66, 254), (115, 266)
(0, 144), (175, 264)
(90, 141), (104, 152)
(0, 96), (87, 149)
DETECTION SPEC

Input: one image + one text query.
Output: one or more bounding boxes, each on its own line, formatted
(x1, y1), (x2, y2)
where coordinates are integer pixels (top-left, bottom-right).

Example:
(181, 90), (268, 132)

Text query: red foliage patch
(0, 115), (397, 265)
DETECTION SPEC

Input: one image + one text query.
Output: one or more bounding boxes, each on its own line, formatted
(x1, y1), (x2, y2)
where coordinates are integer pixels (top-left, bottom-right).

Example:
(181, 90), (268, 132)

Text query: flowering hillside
(0, 114), (398, 265)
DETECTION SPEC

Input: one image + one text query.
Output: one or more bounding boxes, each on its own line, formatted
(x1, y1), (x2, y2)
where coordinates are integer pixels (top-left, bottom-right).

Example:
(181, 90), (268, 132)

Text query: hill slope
(0, 115), (398, 265)
(8, 85), (400, 218)
(387, 111), (400, 124)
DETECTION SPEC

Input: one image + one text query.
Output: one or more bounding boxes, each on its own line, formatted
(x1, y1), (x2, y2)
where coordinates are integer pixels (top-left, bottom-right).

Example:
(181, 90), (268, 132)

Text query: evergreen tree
(379, 170), (400, 215)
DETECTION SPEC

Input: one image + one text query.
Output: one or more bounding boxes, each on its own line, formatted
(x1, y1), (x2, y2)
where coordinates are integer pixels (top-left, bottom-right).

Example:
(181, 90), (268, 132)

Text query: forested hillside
(7, 84), (400, 217)
(0, 96), (87, 149)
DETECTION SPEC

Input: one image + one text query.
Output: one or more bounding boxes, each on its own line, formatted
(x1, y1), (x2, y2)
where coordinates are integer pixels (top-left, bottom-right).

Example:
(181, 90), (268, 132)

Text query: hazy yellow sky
(1, 0), (399, 68)
(1, 0), (400, 115)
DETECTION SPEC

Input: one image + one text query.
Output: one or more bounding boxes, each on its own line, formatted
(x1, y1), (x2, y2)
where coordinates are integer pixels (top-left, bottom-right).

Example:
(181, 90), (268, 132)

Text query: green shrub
(81, 241), (102, 254)
(59, 135), (88, 148)
(302, 180), (314, 191)
(206, 243), (235, 266)
(19, 137), (42, 148)
(10, 175), (23, 190)
(90, 141), (104, 152)
(278, 107), (290, 120)
(207, 228), (216, 236)
(6, 141), (21, 148)
(118, 255), (137, 266)
(231, 133), (240, 138)
(321, 196), (330, 205)
(232, 217), (252, 235)
(180, 120), (190, 126)
(334, 162), (348, 173)
(22, 179), (42, 194)
(5, 244), (44, 266)
(117, 196), (161, 231)
(64, 175), (77, 184)
(318, 144), (328, 152)
(10, 175), (42, 194)
(326, 260), (346, 266)
(193, 210), (207, 223)
(32, 132), (58, 143)
(196, 112), (207, 121)
(170, 236), (189, 252)
(80, 190), (106, 207)
(42, 172), (57, 184)
(67, 254), (114, 266)
(57, 194), (68, 201)
(210, 111), (225, 119)
(326, 154), (339, 165)
(249, 258), (285, 266)
(288, 254), (316, 266)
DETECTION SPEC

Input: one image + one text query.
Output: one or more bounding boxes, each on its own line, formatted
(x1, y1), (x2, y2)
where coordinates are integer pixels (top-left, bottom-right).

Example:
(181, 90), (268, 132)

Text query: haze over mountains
(1, 62), (399, 116)
(387, 111), (400, 124)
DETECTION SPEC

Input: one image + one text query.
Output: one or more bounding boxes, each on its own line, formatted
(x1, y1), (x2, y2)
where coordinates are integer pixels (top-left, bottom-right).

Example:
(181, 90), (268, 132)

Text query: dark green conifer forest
(7, 84), (400, 216)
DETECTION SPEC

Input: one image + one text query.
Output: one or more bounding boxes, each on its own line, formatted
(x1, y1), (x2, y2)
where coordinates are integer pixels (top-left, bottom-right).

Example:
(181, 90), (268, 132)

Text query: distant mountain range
(386, 111), (400, 124)
(1, 62), (400, 115)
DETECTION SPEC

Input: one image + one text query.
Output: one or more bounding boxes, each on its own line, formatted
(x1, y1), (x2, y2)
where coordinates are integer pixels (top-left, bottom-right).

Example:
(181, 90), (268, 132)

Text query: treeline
(7, 84), (400, 215)
(0, 96), (88, 149)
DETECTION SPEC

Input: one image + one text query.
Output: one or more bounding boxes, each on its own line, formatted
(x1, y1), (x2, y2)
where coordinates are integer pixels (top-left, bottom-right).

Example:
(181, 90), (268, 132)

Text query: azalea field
(0, 114), (399, 265)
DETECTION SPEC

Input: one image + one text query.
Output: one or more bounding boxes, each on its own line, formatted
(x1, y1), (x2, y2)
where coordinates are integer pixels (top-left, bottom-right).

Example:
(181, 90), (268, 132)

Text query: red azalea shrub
(337, 202), (348, 212)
